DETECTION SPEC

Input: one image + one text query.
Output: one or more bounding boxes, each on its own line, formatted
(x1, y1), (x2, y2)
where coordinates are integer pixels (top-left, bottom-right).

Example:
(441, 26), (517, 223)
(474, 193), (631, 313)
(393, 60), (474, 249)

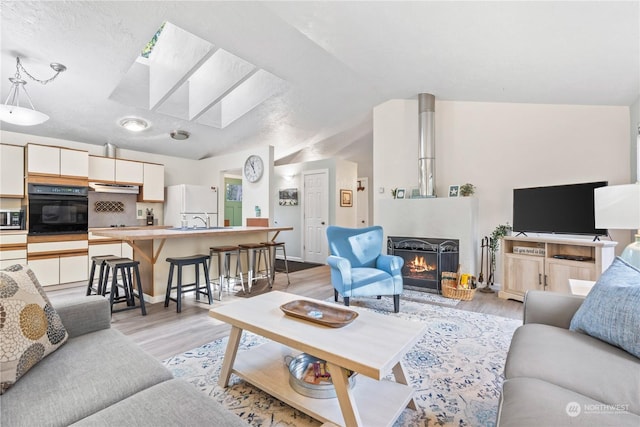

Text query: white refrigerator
(164, 184), (218, 228)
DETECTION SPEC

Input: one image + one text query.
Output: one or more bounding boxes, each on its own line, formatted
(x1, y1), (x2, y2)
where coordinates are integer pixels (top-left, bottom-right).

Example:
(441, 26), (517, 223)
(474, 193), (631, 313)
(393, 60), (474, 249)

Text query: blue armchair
(326, 225), (404, 312)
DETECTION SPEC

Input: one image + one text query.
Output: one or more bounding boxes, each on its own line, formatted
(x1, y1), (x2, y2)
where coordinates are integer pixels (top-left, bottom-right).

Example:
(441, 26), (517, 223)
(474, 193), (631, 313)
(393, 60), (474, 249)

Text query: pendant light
(0, 57), (66, 126)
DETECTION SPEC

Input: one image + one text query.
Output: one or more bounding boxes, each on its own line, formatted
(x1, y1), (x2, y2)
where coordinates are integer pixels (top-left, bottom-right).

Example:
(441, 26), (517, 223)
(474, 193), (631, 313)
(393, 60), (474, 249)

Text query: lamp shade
(0, 104), (49, 126)
(594, 183), (640, 230)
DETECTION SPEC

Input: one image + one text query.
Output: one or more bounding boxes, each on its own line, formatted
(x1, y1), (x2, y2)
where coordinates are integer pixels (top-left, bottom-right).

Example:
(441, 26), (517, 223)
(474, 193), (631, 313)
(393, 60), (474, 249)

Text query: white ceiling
(1, 1), (638, 161)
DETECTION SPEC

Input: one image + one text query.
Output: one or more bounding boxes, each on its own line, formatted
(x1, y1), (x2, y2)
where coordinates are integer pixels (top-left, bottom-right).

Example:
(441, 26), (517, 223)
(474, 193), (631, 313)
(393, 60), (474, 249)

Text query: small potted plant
(488, 223), (512, 285)
(459, 183), (475, 197)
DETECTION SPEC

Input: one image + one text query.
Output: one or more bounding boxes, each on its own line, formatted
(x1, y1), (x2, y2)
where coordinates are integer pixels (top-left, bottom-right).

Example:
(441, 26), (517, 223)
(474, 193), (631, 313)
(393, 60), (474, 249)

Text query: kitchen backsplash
(88, 193), (163, 228)
(88, 193), (138, 227)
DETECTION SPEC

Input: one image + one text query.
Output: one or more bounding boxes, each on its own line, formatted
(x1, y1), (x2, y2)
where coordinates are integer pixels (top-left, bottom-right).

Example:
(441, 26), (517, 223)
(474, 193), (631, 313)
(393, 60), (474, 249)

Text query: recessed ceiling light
(120, 117), (149, 132)
(170, 130), (190, 140)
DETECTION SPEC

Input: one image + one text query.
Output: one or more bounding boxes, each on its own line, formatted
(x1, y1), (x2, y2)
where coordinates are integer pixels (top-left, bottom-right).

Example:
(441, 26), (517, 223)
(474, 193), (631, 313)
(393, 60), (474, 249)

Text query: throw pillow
(0, 264), (68, 394)
(570, 257), (640, 358)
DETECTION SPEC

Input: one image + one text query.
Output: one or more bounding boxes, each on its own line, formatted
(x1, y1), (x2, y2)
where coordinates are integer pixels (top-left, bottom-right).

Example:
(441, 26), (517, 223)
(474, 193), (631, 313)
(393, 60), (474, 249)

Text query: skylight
(110, 21), (285, 129)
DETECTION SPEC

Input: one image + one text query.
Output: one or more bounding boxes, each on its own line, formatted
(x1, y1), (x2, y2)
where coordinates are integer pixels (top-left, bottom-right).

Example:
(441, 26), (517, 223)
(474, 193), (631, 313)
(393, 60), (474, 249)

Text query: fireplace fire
(387, 236), (459, 293)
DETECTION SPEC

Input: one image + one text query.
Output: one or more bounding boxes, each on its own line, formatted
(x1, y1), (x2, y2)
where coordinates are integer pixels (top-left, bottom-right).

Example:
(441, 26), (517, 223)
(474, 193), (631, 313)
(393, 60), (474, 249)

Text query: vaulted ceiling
(1, 1), (638, 161)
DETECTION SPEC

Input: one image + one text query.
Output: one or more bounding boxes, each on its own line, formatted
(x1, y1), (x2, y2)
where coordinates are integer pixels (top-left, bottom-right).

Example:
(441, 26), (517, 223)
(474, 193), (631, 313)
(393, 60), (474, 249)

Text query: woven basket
(440, 271), (475, 301)
(442, 284), (475, 301)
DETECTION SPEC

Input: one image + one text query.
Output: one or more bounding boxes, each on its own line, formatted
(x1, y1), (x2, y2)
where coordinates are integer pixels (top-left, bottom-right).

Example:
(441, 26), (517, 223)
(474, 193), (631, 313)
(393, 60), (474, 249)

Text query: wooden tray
(280, 300), (358, 328)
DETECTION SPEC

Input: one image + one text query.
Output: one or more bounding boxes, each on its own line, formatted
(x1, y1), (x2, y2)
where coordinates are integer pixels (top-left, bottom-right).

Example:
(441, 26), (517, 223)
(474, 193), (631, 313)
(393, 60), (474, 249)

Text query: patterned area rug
(164, 298), (521, 427)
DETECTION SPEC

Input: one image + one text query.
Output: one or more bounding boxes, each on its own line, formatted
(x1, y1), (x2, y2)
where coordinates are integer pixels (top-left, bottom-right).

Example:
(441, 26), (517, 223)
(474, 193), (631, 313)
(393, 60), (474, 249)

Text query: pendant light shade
(0, 57), (65, 126)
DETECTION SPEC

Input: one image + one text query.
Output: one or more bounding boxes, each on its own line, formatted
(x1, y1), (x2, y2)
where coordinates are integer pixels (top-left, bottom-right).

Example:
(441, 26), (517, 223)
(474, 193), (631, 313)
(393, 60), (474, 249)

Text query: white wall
(373, 99), (631, 282)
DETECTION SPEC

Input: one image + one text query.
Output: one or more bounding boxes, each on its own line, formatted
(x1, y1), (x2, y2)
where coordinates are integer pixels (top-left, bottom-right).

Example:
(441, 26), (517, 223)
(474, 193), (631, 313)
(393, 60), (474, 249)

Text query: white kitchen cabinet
(139, 162), (165, 202)
(0, 232), (27, 269)
(27, 144), (59, 175)
(88, 156), (115, 182)
(27, 144), (88, 178)
(27, 236), (88, 286)
(60, 148), (89, 178)
(0, 144), (25, 197)
(27, 257), (60, 286)
(115, 159), (143, 184)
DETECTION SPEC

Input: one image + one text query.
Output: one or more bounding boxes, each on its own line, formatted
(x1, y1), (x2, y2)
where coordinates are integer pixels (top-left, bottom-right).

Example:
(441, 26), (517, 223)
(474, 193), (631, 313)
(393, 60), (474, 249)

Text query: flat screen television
(512, 181), (608, 236)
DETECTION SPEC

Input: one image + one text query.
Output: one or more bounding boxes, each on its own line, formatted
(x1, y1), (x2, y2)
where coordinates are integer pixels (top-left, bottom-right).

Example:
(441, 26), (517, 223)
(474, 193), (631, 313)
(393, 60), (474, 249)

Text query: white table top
(209, 291), (427, 380)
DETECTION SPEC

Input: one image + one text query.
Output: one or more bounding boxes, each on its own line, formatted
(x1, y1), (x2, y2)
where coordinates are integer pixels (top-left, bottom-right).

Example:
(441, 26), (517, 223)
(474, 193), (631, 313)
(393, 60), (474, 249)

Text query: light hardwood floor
(47, 265), (523, 361)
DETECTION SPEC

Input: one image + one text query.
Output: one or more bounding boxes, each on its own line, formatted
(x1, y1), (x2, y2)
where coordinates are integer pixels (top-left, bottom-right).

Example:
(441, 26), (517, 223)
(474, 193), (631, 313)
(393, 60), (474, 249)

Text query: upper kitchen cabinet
(115, 159), (143, 184)
(138, 162), (165, 202)
(27, 143), (88, 180)
(89, 156), (144, 185)
(88, 156), (115, 182)
(0, 144), (25, 197)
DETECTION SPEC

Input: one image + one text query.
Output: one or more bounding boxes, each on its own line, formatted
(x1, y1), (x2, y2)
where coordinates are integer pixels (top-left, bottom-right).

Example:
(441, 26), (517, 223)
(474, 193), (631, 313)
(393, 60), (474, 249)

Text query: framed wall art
(278, 188), (298, 206)
(340, 189), (353, 207)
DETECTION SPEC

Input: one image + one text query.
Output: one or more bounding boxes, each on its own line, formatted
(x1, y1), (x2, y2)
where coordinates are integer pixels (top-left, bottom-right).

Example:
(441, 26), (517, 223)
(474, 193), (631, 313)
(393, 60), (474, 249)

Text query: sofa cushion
(0, 264), (68, 394)
(505, 323), (640, 415)
(71, 378), (247, 426)
(0, 327), (173, 427)
(498, 377), (640, 427)
(570, 257), (640, 358)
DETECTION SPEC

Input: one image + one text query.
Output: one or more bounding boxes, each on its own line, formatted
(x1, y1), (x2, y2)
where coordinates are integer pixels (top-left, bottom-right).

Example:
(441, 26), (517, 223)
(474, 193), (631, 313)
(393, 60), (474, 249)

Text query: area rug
(163, 298), (521, 426)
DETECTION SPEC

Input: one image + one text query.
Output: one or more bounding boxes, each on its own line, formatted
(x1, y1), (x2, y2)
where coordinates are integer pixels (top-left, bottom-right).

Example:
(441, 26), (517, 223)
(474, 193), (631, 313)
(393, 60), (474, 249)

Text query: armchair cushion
(0, 264), (68, 394)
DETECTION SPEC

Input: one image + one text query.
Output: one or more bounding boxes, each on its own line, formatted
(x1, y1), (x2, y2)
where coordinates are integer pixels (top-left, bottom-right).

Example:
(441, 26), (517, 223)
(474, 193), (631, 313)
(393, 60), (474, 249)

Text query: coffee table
(209, 291), (427, 427)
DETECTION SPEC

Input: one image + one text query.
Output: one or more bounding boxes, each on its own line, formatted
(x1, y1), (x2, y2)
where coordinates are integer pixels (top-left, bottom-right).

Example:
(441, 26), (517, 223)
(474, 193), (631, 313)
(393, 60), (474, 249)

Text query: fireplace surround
(387, 236), (459, 293)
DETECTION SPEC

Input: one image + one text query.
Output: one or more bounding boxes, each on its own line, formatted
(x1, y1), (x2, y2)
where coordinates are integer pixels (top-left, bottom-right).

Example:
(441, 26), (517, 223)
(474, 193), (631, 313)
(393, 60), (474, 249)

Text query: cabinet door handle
(538, 273), (542, 285)
(544, 274), (548, 289)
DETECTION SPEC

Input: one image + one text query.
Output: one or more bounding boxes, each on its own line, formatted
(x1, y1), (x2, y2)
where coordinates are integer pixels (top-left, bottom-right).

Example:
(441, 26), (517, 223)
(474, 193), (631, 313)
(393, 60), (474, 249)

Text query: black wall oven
(28, 184), (88, 235)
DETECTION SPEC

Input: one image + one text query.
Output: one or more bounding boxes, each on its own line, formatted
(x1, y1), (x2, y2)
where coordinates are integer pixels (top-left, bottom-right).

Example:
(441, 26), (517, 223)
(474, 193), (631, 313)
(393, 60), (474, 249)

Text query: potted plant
(488, 223), (512, 285)
(459, 183), (475, 196)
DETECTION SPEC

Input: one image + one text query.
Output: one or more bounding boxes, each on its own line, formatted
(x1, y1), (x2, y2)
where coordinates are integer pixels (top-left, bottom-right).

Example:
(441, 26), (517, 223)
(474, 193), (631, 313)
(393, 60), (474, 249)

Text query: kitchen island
(92, 226), (293, 302)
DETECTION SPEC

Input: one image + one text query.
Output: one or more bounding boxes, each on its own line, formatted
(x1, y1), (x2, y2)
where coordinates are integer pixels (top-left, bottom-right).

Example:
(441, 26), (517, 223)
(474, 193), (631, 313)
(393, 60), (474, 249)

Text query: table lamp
(594, 183), (640, 268)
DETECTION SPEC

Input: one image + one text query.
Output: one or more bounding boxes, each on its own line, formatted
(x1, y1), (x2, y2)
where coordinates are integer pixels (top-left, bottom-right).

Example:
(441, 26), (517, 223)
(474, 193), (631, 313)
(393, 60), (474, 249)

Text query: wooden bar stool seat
(209, 245), (244, 300)
(238, 243), (271, 292)
(105, 258), (146, 316)
(164, 254), (212, 313)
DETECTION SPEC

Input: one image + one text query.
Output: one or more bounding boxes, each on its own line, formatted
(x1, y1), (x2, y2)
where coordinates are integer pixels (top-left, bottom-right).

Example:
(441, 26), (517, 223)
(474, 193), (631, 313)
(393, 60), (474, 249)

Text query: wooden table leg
(218, 326), (243, 387)
(326, 362), (362, 427)
(392, 360), (417, 410)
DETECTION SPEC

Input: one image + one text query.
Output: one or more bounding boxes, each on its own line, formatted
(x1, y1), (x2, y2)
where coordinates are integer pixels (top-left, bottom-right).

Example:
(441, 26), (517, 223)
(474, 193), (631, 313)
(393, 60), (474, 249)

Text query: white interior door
(356, 177), (369, 228)
(303, 170), (329, 264)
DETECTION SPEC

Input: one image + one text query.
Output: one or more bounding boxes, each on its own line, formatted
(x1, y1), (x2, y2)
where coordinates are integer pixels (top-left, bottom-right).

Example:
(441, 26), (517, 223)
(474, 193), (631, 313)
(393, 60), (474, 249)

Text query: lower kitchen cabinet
(27, 235), (88, 286)
(0, 232), (27, 269)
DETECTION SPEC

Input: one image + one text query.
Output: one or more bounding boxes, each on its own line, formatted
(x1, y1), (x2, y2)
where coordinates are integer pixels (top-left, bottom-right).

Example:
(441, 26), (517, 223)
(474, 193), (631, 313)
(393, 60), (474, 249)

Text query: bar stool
(209, 246), (244, 300)
(261, 241), (290, 286)
(165, 254), (212, 313)
(86, 254), (120, 296)
(238, 243), (271, 292)
(105, 258), (146, 315)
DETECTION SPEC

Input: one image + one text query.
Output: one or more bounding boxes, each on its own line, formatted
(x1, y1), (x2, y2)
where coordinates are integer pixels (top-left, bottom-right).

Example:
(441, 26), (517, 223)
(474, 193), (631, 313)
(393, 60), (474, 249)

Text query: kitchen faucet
(193, 213), (210, 228)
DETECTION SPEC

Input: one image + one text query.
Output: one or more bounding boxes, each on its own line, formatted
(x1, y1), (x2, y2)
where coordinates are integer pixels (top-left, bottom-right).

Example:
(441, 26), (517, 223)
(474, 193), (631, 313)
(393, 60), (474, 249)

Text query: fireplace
(387, 236), (459, 293)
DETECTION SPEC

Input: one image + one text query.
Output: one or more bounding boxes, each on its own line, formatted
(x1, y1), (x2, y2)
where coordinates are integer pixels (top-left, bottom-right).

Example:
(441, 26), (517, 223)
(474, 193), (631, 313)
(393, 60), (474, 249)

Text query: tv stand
(500, 235), (617, 302)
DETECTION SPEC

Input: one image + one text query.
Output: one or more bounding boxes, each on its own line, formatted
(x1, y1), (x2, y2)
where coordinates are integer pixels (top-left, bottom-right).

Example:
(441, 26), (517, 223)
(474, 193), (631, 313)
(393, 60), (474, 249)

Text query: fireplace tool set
(477, 236), (495, 293)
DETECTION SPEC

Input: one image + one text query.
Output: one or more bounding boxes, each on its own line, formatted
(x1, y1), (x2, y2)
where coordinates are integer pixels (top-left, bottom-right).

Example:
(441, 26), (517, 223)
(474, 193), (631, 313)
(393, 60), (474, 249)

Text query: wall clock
(244, 154), (264, 183)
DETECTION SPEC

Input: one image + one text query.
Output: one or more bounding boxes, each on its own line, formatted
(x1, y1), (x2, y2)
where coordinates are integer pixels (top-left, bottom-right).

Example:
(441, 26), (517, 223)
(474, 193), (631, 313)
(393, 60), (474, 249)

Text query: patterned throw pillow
(570, 257), (640, 358)
(0, 264), (68, 394)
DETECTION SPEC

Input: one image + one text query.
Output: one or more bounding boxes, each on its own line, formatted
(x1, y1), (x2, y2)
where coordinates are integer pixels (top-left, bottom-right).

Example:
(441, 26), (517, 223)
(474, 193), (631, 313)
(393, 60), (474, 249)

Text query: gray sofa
(0, 295), (246, 427)
(497, 290), (640, 426)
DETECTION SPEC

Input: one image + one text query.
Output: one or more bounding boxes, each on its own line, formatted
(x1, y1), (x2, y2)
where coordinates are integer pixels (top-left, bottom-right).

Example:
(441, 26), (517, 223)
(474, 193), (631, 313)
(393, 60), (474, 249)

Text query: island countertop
(92, 225), (293, 241)
(91, 225), (294, 301)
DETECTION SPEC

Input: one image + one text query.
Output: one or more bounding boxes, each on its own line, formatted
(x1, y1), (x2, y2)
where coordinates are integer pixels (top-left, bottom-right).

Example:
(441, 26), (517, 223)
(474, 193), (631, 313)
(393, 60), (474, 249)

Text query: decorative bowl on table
(279, 299), (358, 327)
(285, 353), (356, 399)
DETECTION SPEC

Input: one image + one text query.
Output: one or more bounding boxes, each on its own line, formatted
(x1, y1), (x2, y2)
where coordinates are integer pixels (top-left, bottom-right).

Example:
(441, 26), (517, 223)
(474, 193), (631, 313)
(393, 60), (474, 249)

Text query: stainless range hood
(89, 183), (139, 194)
